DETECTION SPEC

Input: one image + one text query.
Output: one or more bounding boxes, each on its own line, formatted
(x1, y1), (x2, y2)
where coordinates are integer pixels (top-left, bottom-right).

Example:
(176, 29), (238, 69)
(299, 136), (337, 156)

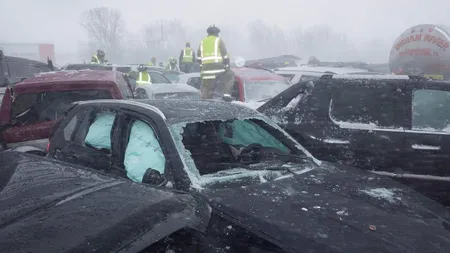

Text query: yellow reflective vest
(136, 71), (151, 85)
(91, 55), (100, 64)
(200, 36), (223, 64)
(182, 48), (194, 63)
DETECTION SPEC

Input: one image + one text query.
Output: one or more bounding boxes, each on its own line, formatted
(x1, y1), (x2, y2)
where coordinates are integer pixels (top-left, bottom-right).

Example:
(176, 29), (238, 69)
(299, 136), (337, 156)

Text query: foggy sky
(1, 0), (449, 61)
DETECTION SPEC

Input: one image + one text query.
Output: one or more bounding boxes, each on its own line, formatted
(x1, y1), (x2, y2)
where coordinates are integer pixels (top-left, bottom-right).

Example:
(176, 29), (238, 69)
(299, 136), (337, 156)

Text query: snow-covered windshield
(169, 117), (319, 188)
(243, 79), (291, 102)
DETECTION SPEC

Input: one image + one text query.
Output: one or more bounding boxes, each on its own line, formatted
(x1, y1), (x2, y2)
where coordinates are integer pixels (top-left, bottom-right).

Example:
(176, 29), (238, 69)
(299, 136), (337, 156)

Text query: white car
(134, 83), (201, 100)
(273, 66), (387, 84)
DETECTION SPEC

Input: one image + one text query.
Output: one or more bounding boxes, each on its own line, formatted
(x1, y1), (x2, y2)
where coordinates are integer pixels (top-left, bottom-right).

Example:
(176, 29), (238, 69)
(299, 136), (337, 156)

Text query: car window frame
(50, 106), (87, 145)
(329, 80), (401, 129)
(407, 81), (450, 132)
(72, 107), (121, 154)
(117, 110), (172, 177)
(148, 71), (171, 84)
(122, 117), (167, 182)
(10, 89), (114, 126)
(115, 72), (134, 99)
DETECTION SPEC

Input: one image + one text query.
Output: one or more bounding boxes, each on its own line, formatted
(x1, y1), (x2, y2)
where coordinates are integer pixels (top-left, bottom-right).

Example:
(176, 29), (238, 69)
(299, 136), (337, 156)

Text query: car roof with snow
(274, 66), (372, 74)
(19, 70), (118, 85)
(232, 67), (286, 81)
(76, 99), (260, 124)
(136, 83), (200, 94)
(12, 70), (124, 93)
(62, 63), (108, 71)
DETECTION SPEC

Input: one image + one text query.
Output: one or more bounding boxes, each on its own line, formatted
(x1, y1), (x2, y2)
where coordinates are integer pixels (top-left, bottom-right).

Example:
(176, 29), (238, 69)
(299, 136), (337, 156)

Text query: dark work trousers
(201, 69), (235, 100)
(181, 62), (194, 73)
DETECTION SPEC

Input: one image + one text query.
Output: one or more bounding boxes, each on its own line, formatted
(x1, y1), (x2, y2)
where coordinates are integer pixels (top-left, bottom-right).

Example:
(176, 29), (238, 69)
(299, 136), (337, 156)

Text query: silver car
(134, 83), (201, 100)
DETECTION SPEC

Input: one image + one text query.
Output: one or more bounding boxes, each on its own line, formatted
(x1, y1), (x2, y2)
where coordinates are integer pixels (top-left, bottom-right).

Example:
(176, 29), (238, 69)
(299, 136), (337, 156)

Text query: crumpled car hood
(0, 152), (210, 253)
(201, 161), (450, 253)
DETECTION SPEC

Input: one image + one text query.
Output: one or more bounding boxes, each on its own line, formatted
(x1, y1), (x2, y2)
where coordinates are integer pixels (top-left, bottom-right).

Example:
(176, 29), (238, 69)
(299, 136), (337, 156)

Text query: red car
(230, 67), (291, 103)
(181, 67), (291, 106)
(0, 70), (134, 154)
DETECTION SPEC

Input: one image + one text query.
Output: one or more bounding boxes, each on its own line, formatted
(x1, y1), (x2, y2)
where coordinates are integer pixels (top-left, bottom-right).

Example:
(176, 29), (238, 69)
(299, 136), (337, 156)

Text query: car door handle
(412, 144), (441, 150)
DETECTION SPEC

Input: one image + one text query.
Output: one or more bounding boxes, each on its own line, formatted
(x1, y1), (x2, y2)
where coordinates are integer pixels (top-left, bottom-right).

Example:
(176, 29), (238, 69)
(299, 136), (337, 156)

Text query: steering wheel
(237, 143), (264, 161)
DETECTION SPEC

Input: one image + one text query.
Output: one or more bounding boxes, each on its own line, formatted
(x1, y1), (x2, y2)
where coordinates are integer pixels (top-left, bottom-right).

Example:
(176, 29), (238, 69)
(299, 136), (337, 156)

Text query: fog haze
(1, 0), (449, 63)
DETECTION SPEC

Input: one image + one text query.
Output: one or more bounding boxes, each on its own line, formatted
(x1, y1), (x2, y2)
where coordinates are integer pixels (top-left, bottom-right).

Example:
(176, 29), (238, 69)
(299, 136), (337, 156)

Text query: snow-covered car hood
(201, 161), (450, 253)
(0, 152), (210, 253)
(232, 100), (265, 110)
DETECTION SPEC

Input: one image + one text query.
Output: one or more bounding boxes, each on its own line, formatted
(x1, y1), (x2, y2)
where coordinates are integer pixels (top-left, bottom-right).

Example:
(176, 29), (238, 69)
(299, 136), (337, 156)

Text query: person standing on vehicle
(136, 64), (152, 85)
(91, 50), (108, 64)
(165, 57), (179, 71)
(197, 24), (234, 100)
(179, 42), (195, 73)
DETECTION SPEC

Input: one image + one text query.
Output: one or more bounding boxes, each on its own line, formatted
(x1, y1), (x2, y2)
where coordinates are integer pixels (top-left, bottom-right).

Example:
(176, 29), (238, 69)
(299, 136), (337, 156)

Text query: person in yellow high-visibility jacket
(91, 49), (108, 64)
(197, 25), (234, 100)
(179, 42), (196, 73)
(136, 64), (152, 85)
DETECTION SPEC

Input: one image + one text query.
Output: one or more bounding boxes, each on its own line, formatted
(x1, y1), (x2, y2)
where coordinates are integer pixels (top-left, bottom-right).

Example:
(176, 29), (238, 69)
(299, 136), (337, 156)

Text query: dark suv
(258, 74), (450, 205)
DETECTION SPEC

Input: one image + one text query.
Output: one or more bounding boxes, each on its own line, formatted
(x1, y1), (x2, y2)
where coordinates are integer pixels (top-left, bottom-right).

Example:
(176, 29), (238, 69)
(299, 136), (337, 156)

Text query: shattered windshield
(169, 117), (318, 187)
(243, 79), (291, 102)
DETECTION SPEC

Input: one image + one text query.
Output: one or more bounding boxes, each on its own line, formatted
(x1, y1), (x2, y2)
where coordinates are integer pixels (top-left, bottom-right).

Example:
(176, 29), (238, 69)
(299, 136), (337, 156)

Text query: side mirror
(142, 168), (166, 186)
(223, 94), (234, 102)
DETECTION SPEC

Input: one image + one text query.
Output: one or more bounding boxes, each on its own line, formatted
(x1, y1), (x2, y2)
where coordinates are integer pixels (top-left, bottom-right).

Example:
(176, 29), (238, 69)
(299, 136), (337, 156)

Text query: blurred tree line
(79, 7), (391, 65)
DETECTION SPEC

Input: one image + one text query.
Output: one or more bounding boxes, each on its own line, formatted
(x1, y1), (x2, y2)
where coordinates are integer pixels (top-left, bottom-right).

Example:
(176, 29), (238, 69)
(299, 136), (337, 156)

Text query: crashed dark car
(258, 74), (450, 206)
(47, 99), (450, 253)
(0, 151), (210, 253)
(0, 54), (55, 86)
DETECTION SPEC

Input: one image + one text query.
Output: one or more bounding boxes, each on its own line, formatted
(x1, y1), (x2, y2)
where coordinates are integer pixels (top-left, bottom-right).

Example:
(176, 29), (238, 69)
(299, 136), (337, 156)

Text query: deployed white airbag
(124, 120), (166, 182)
(85, 112), (115, 150)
